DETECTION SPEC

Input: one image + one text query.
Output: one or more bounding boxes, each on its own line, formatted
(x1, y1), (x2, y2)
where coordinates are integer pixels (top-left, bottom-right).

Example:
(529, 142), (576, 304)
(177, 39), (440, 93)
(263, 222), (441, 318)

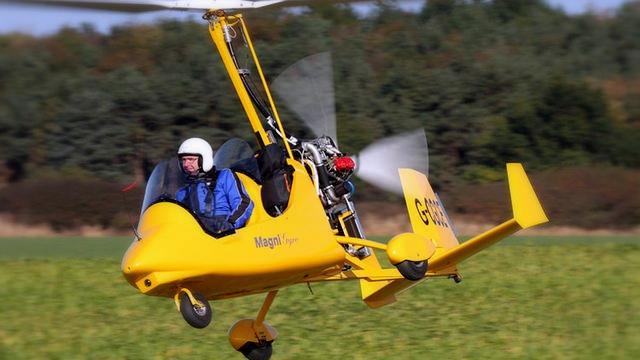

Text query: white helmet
(178, 137), (214, 172)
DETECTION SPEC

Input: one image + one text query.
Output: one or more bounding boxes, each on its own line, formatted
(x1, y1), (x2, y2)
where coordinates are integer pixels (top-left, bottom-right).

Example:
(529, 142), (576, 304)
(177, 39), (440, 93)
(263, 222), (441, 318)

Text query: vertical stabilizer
(507, 163), (549, 229)
(398, 168), (460, 253)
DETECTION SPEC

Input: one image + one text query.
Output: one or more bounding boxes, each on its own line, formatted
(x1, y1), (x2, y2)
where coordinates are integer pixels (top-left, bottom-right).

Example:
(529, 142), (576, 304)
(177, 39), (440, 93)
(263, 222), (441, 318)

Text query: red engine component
(333, 156), (355, 172)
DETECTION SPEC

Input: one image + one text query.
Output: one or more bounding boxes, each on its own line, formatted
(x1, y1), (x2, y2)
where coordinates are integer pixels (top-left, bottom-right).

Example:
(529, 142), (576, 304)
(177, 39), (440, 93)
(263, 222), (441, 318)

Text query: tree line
(1, 0), (639, 191)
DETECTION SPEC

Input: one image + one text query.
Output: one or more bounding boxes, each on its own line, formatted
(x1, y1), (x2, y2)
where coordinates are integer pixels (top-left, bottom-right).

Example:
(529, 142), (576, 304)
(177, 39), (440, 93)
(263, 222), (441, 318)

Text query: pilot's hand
(202, 216), (232, 234)
(214, 219), (233, 233)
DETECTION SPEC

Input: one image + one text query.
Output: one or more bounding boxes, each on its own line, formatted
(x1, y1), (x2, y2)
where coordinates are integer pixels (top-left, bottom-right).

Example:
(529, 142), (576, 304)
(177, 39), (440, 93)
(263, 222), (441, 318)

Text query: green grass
(0, 237), (133, 259)
(0, 236), (638, 359)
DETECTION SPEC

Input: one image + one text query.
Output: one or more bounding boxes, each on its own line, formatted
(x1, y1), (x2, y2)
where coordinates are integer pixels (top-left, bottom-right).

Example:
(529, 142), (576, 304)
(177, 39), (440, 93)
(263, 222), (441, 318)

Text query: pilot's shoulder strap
(203, 170), (220, 215)
(203, 169), (220, 189)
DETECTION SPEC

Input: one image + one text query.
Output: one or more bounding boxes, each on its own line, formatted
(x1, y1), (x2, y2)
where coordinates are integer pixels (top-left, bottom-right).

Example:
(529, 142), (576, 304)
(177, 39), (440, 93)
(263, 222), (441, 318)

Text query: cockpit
(141, 139), (260, 230)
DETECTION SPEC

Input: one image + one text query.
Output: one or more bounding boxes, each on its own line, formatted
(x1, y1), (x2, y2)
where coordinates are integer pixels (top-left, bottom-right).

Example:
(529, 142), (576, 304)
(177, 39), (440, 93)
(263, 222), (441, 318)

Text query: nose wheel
(175, 289), (212, 329)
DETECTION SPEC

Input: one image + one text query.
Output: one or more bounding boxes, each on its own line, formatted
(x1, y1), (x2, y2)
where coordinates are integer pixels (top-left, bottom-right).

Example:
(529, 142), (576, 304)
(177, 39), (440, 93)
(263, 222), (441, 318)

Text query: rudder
(398, 168), (459, 253)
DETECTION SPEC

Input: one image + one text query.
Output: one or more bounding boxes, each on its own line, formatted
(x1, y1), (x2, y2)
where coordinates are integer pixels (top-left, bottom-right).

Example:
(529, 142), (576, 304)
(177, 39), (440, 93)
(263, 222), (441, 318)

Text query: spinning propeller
(272, 52), (429, 195)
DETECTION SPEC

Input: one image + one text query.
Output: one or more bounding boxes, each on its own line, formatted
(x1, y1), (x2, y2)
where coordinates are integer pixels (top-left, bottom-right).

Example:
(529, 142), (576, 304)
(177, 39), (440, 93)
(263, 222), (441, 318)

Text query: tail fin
(507, 163), (549, 228)
(358, 163), (548, 308)
(398, 168), (460, 255)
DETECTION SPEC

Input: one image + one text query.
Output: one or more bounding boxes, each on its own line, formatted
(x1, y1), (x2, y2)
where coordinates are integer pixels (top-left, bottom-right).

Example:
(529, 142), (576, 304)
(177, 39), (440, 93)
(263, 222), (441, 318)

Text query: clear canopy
(141, 157), (185, 214)
(213, 138), (254, 169)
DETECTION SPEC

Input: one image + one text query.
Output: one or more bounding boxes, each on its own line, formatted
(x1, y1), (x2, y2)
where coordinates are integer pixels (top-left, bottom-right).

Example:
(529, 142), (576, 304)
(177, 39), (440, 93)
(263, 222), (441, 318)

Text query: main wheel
(396, 260), (428, 281)
(179, 291), (212, 329)
(239, 342), (273, 360)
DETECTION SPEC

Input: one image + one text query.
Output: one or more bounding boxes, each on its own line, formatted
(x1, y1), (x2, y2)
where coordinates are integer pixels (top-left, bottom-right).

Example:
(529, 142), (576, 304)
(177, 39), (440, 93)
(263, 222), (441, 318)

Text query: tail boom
(428, 218), (519, 272)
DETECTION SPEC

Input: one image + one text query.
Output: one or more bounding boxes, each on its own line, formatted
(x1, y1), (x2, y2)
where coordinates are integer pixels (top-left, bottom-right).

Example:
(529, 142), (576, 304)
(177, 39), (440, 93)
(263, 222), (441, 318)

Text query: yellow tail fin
(398, 168), (459, 253)
(507, 163), (549, 228)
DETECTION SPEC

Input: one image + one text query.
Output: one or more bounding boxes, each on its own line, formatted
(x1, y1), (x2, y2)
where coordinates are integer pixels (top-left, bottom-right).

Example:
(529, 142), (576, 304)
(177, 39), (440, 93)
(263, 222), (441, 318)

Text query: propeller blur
(272, 52), (429, 194)
(356, 129), (428, 194)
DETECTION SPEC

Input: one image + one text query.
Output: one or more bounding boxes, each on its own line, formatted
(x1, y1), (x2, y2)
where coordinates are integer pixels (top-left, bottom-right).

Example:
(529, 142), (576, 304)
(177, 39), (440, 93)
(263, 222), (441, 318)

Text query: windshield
(214, 138), (260, 182)
(141, 157), (188, 214)
(213, 138), (255, 169)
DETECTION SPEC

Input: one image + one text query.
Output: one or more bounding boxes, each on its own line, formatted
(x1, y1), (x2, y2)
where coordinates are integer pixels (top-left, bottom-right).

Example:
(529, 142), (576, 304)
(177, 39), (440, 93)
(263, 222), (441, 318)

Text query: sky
(0, 0), (632, 36)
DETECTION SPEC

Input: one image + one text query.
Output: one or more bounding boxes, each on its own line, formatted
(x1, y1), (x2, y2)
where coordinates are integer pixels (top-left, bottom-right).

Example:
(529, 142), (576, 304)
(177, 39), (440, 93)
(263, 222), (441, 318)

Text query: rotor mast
(205, 9), (293, 157)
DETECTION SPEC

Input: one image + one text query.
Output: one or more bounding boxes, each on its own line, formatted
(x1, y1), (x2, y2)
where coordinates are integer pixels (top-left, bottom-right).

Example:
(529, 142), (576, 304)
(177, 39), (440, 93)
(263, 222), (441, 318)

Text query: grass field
(0, 236), (639, 359)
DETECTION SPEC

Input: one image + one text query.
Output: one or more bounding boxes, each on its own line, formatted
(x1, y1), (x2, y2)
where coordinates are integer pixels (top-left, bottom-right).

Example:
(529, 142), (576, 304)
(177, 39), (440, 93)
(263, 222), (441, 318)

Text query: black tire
(396, 260), (428, 281)
(239, 342), (273, 360)
(179, 291), (212, 329)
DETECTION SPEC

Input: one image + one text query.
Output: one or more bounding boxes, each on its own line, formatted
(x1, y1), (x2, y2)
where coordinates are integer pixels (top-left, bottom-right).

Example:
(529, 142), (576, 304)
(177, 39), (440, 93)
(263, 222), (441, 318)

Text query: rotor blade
(0, 0), (286, 12)
(271, 52), (337, 143)
(356, 129), (429, 195)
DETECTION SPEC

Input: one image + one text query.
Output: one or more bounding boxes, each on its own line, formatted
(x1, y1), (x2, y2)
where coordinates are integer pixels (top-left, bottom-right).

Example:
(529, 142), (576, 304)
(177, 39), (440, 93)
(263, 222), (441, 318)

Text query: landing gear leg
(228, 290), (279, 360)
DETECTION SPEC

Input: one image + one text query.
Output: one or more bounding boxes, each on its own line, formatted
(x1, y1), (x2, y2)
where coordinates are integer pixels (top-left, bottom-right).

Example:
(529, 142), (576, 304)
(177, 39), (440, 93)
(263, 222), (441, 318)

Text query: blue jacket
(176, 169), (253, 229)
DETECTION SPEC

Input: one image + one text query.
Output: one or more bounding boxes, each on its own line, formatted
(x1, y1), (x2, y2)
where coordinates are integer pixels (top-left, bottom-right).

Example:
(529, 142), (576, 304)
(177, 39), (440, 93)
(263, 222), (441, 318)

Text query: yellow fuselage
(121, 161), (345, 300)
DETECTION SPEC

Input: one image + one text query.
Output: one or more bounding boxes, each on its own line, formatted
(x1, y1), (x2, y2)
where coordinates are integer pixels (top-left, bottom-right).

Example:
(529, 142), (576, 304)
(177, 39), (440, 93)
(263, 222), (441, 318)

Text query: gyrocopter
(3, 1), (550, 359)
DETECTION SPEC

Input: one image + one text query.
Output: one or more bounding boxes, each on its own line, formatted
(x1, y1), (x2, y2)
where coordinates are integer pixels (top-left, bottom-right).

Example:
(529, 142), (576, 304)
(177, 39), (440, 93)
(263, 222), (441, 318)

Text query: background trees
(0, 1), (638, 228)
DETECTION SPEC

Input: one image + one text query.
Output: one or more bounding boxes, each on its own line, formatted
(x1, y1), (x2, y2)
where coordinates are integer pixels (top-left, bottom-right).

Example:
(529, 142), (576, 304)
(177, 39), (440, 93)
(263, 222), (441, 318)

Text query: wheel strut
(174, 288), (212, 329)
(173, 288), (205, 310)
(254, 290), (277, 333)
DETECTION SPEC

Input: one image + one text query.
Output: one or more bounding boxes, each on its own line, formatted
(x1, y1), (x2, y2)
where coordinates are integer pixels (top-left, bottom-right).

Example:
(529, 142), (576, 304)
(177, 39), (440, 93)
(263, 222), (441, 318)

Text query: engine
(295, 136), (370, 258)
(298, 136), (355, 206)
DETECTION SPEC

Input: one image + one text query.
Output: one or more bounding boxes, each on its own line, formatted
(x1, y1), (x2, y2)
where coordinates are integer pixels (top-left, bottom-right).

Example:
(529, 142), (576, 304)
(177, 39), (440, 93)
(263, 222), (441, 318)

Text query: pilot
(176, 137), (254, 234)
